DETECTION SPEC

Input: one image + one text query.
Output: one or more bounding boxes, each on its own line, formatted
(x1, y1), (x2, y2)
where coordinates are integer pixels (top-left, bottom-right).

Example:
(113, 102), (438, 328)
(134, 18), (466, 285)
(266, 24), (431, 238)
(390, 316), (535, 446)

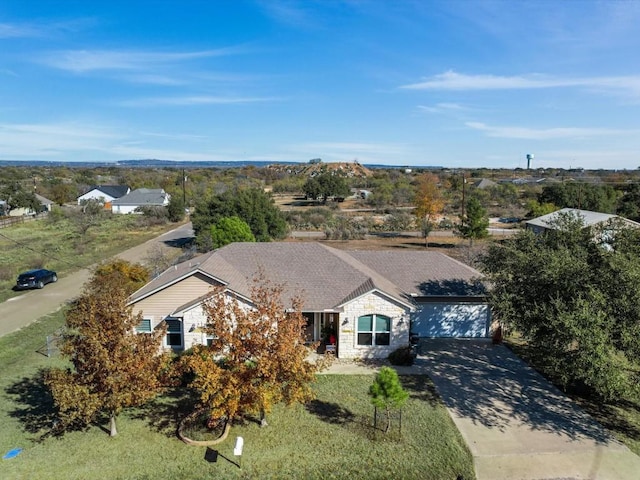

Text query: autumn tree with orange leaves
(413, 173), (445, 247)
(46, 260), (169, 437)
(181, 274), (323, 437)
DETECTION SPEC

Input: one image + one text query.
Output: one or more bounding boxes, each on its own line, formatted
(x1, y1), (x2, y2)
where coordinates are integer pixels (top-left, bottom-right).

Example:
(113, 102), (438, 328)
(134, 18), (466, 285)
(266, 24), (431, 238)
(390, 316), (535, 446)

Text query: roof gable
(130, 242), (484, 311)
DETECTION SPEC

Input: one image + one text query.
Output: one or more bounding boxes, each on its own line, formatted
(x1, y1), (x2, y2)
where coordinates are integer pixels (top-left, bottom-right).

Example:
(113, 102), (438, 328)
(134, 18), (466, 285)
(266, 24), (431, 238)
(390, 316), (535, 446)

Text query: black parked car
(16, 269), (57, 290)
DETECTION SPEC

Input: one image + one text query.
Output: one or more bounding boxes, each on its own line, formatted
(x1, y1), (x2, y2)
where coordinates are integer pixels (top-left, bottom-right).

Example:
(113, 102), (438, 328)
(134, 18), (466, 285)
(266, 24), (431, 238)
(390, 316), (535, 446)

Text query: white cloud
(0, 122), (121, 158)
(118, 95), (280, 107)
(37, 47), (249, 73)
(0, 18), (95, 39)
(466, 121), (637, 140)
(418, 103), (467, 114)
(401, 71), (640, 96)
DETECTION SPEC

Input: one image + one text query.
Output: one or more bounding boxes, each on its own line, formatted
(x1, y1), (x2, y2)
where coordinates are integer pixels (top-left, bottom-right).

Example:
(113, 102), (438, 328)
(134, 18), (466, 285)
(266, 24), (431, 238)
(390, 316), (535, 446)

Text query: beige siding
(131, 273), (221, 328)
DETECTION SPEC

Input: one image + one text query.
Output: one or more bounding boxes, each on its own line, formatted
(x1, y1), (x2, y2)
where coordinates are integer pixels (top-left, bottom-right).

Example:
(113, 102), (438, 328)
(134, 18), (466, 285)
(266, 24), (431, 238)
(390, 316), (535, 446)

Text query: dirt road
(0, 223), (194, 338)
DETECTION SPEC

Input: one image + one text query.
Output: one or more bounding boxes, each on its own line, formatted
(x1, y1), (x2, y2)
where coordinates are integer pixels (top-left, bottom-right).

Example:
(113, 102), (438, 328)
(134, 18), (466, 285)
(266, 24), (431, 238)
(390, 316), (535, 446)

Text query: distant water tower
(526, 153), (534, 170)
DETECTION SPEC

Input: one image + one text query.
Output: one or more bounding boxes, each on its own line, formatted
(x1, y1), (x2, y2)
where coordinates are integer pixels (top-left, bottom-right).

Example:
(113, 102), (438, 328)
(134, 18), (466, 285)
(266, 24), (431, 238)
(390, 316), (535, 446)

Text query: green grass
(0, 312), (475, 480)
(0, 213), (179, 302)
(505, 337), (640, 456)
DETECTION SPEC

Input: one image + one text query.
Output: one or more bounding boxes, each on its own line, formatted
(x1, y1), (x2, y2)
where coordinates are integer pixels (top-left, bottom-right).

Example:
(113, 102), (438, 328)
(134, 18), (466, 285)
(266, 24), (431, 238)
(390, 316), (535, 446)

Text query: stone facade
(338, 291), (411, 359)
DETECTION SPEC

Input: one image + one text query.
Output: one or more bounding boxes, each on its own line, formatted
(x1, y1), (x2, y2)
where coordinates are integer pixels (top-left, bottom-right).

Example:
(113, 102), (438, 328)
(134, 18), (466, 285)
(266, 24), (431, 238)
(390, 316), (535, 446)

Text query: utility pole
(461, 174), (466, 228)
(182, 168), (187, 207)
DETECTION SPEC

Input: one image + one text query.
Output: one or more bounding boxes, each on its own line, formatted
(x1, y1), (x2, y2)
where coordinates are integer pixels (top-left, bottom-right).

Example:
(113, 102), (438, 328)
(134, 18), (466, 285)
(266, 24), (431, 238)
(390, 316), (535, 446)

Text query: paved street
(0, 223), (193, 338)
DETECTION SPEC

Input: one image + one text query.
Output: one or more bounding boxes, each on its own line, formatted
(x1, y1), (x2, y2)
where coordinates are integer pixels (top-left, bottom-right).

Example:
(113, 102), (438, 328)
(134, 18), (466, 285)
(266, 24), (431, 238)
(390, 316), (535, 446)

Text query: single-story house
(77, 185), (131, 208)
(111, 188), (170, 214)
(525, 208), (640, 236)
(4, 193), (54, 216)
(35, 193), (53, 212)
(128, 242), (490, 359)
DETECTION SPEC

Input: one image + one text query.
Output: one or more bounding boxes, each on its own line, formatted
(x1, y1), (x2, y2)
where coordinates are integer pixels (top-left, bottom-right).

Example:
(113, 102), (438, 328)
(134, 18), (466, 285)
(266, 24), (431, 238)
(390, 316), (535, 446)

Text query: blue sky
(1, 1), (640, 169)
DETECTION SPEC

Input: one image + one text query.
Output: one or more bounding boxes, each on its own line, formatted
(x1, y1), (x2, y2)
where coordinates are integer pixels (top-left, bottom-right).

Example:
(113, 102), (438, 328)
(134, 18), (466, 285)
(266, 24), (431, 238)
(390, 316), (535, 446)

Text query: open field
(0, 311), (475, 480)
(0, 212), (182, 303)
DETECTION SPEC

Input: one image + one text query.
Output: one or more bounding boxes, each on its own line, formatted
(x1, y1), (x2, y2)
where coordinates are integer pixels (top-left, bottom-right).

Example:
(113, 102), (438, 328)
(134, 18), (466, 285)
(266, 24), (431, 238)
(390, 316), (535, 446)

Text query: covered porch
(303, 311), (340, 355)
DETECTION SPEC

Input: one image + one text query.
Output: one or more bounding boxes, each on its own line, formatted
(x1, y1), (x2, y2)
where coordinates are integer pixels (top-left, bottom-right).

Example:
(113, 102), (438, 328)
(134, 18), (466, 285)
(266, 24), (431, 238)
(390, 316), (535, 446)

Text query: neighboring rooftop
(83, 185), (130, 198)
(525, 208), (637, 229)
(112, 188), (169, 206)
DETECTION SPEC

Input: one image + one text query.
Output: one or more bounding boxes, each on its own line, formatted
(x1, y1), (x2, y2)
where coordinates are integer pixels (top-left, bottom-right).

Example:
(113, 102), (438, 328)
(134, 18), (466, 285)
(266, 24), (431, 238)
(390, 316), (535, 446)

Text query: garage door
(411, 303), (489, 338)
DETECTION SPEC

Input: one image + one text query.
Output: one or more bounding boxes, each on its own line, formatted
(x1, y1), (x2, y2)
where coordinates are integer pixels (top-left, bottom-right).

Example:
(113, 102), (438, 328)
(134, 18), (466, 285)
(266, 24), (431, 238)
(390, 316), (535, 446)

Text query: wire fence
(37, 327), (65, 358)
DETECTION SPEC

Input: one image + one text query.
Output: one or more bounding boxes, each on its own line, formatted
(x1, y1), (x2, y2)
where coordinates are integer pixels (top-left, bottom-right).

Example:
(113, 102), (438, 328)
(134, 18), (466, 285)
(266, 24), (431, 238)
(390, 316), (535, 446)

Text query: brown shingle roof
(129, 242), (484, 310)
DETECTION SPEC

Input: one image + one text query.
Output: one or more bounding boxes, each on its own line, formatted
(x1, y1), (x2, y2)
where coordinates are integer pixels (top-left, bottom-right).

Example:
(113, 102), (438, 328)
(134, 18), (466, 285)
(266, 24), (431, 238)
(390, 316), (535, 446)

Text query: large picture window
(357, 314), (390, 346)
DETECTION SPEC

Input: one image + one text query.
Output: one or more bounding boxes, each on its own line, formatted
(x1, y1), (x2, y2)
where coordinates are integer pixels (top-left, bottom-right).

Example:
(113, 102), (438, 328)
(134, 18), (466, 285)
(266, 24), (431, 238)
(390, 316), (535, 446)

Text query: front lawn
(0, 312), (474, 480)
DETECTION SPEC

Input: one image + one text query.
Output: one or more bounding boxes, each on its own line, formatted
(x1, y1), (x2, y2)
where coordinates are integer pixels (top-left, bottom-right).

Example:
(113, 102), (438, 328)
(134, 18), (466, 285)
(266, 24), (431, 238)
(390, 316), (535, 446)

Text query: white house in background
(127, 242), (490, 359)
(77, 185), (131, 207)
(111, 188), (170, 214)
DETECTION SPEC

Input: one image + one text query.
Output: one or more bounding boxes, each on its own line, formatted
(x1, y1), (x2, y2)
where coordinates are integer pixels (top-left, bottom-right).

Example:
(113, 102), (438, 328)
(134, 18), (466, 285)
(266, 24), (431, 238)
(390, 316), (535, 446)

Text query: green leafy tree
(192, 187), (287, 249)
(539, 183), (619, 213)
(210, 216), (256, 248)
(45, 261), (168, 437)
(369, 366), (409, 433)
(480, 213), (640, 401)
(617, 183), (640, 222)
(526, 199), (557, 218)
(180, 275), (323, 432)
(167, 194), (185, 222)
(303, 173), (350, 204)
(0, 182), (40, 212)
(456, 197), (489, 246)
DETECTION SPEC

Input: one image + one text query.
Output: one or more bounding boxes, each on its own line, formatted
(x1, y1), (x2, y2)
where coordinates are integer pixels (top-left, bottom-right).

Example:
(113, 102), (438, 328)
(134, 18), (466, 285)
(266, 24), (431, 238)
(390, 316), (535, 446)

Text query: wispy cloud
(37, 46), (250, 73)
(286, 141), (413, 163)
(0, 18), (95, 39)
(401, 71), (640, 95)
(0, 122), (121, 158)
(466, 121), (637, 140)
(418, 103), (467, 114)
(258, 1), (316, 29)
(119, 95), (280, 107)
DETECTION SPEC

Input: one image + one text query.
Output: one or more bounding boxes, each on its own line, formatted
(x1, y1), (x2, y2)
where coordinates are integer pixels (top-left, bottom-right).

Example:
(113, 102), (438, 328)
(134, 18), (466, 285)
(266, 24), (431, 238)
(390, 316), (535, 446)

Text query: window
(165, 319), (183, 348)
(357, 314), (390, 346)
(136, 318), (152, 333)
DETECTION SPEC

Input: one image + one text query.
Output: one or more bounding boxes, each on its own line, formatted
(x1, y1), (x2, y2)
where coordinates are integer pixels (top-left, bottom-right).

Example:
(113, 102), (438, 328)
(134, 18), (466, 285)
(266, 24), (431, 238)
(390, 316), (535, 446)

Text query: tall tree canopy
(480, 213), (640, 400)
(180, 275), (322, 430)
(303, 172), (350, 203)
(192, 187), (287, 249)
(46, 260), (168, 437)
(538, 183), (619, 213)
(210, 216), (256, 249)
(413, 173), (444, 245)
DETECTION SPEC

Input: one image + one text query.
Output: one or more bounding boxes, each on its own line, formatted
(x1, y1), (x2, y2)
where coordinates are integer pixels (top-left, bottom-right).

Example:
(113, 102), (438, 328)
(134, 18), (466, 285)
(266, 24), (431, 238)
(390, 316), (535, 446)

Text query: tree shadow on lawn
(5, 369), (59, 440)
(130, 387), (197, 437)
(400, 375), (440, 406)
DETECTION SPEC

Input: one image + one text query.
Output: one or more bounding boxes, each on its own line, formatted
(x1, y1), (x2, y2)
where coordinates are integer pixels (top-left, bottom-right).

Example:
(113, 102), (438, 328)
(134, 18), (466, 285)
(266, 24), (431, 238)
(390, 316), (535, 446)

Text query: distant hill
(0, 158), (441, 170)
(267, 161), (373, 177)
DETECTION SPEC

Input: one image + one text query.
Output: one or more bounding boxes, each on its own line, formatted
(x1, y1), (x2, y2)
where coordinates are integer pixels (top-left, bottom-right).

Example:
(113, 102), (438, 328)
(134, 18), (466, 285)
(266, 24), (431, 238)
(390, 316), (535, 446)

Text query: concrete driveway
(418, 339), (640, 480)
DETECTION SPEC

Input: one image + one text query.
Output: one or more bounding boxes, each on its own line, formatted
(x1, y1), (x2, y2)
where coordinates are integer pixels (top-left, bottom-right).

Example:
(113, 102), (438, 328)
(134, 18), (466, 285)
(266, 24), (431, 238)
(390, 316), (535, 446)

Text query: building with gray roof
(129, 242), (490, 359)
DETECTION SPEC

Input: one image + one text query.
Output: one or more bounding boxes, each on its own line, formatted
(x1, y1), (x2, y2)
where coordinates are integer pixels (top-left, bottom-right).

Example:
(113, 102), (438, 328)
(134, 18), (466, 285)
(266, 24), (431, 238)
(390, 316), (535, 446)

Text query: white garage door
(411, 303), (489, 338)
